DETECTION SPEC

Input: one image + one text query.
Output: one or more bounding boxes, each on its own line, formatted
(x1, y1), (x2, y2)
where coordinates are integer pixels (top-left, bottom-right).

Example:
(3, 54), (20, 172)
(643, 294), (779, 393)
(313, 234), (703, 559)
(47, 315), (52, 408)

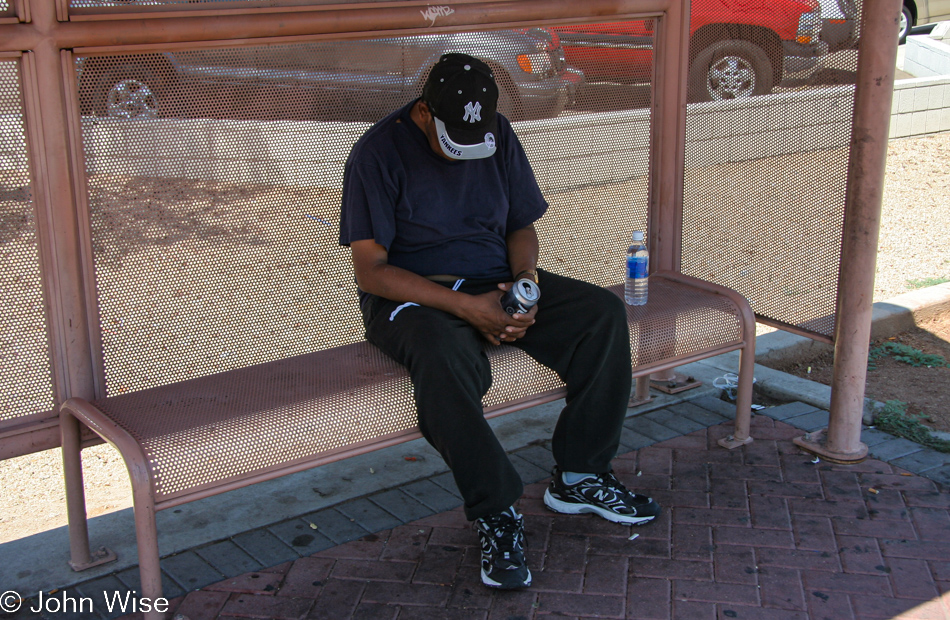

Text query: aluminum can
(500, 278), (540, 315)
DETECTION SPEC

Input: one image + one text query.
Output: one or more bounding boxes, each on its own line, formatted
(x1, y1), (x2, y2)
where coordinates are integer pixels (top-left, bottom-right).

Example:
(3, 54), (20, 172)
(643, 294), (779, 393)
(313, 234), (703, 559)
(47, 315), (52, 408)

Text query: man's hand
(497, 281), (539, 343)
(458, 283), (538, 346)
(350, 239), (538, 345)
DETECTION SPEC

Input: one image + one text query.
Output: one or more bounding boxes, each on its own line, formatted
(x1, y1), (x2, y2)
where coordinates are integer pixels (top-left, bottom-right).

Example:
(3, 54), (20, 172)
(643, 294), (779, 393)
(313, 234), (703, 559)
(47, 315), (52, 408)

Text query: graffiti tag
(421, 5), (455, 26)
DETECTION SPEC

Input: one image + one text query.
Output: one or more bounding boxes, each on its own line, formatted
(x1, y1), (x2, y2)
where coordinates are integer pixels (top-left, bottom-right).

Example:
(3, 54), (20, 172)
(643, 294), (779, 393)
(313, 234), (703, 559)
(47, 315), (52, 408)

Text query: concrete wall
(80, 86), (855, 194)
(10, 70), (948, 193)
(684, 85), (855, 169)
(889, 74), (950, 138)
(905, 34), (950, 77)
(81, 118), (369, 190)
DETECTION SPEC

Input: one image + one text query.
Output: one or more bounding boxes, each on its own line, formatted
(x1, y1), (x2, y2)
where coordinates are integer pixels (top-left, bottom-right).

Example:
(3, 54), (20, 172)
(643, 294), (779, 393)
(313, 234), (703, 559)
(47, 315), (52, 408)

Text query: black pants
(361, 269), (632, 521)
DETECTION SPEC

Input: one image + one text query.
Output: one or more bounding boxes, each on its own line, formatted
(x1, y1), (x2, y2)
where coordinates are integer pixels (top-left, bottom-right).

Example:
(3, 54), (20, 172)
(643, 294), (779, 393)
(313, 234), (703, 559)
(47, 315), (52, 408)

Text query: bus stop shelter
(0, 0), (904, 613)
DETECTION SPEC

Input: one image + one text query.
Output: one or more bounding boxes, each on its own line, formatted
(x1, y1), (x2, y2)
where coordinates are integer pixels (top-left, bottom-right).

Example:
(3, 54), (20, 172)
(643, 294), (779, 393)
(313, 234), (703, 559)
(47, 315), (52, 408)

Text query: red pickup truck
(552, 0), (828, 102)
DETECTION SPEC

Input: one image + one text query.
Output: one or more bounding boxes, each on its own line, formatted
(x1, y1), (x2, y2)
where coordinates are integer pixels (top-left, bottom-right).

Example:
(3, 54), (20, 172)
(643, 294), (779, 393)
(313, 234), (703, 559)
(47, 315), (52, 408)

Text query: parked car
(77, 28), (583, 122)
(900, 0), (950, 43)
(819, 0), (859, 52)
(551, 0), (829, 102)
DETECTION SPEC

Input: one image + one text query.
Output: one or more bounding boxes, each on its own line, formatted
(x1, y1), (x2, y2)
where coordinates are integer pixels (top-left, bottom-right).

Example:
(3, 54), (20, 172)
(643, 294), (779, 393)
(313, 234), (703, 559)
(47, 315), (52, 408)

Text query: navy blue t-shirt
(338, 100), (547, 281)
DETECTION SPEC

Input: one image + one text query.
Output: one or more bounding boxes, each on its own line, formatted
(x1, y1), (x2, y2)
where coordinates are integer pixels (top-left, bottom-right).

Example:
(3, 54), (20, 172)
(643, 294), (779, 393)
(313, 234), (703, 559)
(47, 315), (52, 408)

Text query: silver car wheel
(898, 6), (911, 43)
(106, 79), (158, 119)
(707, 55), (755, 100)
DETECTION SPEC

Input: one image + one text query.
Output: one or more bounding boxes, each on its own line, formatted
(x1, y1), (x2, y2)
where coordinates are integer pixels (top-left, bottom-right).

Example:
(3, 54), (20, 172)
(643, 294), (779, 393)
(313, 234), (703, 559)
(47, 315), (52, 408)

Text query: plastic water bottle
(625, 231), (648, 306)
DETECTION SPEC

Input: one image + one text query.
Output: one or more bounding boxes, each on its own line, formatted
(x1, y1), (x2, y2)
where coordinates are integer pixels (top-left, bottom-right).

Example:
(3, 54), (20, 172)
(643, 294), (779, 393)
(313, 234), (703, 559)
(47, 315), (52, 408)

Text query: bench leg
(718, 346), (754, 449)
(61, 411), (117, 571)
(130, 474), (165, 619)
(629, 376), (653, 407)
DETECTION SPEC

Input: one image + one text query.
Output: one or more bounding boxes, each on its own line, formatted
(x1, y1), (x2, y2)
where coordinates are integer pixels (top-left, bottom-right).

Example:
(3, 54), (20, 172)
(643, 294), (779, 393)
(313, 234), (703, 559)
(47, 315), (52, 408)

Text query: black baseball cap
(422, 53), (499, 160)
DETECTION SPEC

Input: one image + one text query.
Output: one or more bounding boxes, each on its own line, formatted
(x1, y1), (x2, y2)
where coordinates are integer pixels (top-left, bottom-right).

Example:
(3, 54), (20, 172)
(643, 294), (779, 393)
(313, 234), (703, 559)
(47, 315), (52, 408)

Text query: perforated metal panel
(74, 24), (653, 397)
(92, 337), (567, 501)
(680, 0), (860, 339)
(0, 59), (55, 422)
(87, 276), (741, 502)
(540, 19), (652, 286)
(625, 278), (742, 366)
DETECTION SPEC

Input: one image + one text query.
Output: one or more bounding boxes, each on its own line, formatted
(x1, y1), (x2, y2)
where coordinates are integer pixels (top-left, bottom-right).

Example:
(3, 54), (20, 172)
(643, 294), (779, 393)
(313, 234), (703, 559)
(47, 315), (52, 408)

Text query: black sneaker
(473, 506), (532, 589)
(543, 467), (661, 525)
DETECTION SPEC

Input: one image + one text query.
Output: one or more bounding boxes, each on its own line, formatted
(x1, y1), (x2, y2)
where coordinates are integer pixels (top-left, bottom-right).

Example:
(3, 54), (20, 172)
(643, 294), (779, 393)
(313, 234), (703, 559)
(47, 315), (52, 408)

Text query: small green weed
(906, 276), (950, 290)
(868, 342), (948, 370)
(874, 400), (950, 453)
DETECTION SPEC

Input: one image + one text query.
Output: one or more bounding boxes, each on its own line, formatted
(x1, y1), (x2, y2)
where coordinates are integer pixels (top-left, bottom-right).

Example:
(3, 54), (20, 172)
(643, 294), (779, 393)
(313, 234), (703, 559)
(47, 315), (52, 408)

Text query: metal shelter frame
(0, 0), (901, 590)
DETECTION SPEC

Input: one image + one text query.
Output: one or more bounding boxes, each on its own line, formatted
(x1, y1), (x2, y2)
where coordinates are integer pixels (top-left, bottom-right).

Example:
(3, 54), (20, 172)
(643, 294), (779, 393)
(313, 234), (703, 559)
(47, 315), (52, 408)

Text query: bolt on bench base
(628, 394), (654, 408)
(793, 428), (868, 464)
(718, 434), (754, 450)
(649, 372), (702, 395)
(69, 546), (117, 571)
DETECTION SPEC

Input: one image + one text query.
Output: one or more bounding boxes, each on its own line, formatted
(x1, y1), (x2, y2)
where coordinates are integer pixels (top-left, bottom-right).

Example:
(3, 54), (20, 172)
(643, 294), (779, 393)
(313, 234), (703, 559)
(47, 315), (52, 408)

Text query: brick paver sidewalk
(142, 415), (950, 620)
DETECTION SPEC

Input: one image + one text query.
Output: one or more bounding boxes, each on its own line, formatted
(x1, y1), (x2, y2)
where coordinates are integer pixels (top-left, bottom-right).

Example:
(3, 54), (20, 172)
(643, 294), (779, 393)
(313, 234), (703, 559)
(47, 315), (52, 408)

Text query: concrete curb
(681, 283), (950, 491)
(753, 281), (950, 422)
(755, 281), (950, 368)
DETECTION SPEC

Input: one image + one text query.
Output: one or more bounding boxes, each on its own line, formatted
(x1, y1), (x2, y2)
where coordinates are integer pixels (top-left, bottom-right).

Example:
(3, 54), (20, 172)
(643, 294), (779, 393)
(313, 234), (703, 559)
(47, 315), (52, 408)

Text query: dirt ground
(766, 310), (950, 433)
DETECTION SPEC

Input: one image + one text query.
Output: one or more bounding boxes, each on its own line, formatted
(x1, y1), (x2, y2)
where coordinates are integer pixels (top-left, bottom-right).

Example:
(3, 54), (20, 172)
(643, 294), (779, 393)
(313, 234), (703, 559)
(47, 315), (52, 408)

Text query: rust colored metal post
(718, 341), (755, 448)
(27, 5), (98, 409)
(25, 2), (103, 569)
(649, 0), (690, 272)
(62, 411), (117, 570)
(131, 486), (163, 619)
(60, 412), (91, 566)
(794, 0), (901, 463)
(642, 0), (703, 397)
(629, 376), (653, 407)
(716, 276), (757, 449)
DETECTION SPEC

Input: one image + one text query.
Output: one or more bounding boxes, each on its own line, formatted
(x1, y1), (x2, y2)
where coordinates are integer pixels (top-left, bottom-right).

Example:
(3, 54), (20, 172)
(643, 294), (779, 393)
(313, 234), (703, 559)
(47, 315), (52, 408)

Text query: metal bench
(60, 269), (754, 616)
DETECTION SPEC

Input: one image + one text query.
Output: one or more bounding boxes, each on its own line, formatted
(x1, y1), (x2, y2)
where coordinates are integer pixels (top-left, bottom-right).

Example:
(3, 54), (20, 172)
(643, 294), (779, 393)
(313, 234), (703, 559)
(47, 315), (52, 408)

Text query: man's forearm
(506, 225), (540, 280)
(357, 262), (468, 315)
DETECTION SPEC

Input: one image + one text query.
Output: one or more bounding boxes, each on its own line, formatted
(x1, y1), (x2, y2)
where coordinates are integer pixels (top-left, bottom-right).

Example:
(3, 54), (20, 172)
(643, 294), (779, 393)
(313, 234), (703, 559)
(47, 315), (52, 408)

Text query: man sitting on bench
(339, 53), (660, 590)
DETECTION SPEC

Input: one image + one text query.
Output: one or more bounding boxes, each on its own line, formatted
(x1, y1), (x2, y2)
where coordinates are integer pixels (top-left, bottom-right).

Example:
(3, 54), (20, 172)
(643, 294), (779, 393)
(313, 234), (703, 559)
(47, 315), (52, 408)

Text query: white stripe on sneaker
(542, 487), (656, 525)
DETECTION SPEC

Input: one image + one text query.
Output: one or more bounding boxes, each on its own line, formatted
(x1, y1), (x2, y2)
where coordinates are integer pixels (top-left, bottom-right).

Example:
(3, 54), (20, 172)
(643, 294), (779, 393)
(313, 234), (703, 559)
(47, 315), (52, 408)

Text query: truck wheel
(688, 40), (773, 102)
(93, 63), (167, 119)
(899, 4), (913, 44)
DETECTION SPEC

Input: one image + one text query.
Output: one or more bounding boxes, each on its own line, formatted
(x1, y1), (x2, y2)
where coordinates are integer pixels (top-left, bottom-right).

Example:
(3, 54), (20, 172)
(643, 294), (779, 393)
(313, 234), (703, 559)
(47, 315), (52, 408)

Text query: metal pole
(629, 376), (653, 407)
(644, 0), (703, 396)
(24, 1), (106, 570)
(794, 0), (901, 463)
(28, 3), (98, 404)
(649, 0), (690, 272)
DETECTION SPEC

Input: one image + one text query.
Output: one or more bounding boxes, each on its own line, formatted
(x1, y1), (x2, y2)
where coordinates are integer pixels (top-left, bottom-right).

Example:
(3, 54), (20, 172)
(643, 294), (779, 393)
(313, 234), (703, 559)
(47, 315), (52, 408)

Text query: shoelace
(586, 472), (642, 507)
(479, 510), (524, 556)
(602, 471), (628, 492)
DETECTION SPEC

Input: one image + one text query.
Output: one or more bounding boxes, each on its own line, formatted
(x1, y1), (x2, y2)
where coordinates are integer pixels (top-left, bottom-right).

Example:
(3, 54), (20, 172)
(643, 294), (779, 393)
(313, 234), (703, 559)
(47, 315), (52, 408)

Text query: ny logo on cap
(463, 101), (482, 124)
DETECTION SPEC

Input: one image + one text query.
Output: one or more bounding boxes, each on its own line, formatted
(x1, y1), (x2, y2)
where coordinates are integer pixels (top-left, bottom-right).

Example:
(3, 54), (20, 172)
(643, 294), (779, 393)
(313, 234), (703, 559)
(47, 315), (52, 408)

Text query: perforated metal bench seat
(60, 270), (755, 608)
